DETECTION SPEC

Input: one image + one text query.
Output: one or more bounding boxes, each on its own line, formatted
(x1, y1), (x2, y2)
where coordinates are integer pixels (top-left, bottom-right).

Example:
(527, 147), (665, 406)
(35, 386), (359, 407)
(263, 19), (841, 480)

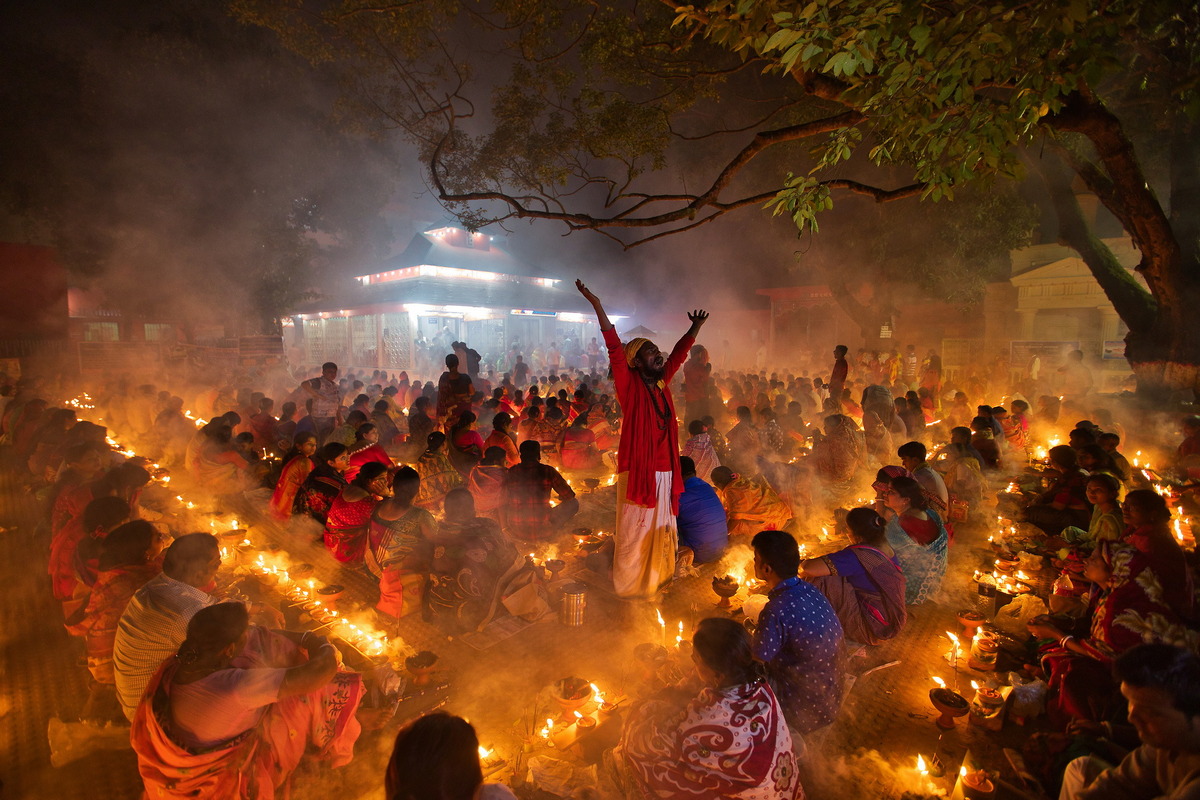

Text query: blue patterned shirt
(753, 575), (844, 733)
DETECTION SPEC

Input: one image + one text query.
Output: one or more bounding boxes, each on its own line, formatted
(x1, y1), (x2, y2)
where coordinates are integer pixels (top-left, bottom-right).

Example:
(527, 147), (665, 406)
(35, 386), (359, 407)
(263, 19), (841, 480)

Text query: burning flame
(970, 680), (979, 690)
(478, 746), (492, 759)
(916, 754), (928, 775)
(960, 765), (968, 778)
(655, 608), (665, 628)
(931, 676), (946, 688)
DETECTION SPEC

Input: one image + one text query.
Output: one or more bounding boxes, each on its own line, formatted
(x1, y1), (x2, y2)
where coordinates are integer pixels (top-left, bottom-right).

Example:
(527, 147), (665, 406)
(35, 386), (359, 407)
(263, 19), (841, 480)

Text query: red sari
(467, 464), (507, 517)
(49, 516), (93, 603)
(344, 443), (391, 483)
(267, 456), (312, 521)
(67, 563), (159, 683)
(560, 426), (602, 471)
(1040, 543), (1190, 725)
(323, 490), (380, 563)
(131, 628), (363, 800)
(482, 429), (519, 467)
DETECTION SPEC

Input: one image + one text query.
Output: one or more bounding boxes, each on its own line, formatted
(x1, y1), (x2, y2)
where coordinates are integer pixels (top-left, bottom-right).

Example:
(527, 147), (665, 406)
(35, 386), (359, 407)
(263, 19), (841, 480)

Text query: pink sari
(131, 628), (363, 799)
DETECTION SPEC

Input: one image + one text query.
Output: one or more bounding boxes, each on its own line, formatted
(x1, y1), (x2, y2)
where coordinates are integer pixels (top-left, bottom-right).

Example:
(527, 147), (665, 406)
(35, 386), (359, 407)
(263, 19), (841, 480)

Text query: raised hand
(575, 279), (599, 303)
(687, 309), (710, 325)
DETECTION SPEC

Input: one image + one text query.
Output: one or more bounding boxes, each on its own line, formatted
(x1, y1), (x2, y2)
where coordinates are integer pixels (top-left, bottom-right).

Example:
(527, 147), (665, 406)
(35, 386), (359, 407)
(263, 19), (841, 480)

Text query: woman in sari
(27, 407), (76, 482)
(195, 421), (251, 497)
(482, 412), (519, 467)
(324, 462), (390, 564)
(300, 443), (350, 526)
(1025, 445), (1092, 536)
(345, 423), (393, 483)
(131, 602), (364, 800)
(937, 439), (986, 522)
(267, 433), (316, 521)
(50, 465), (149, 610)
(1120, 489), (1193, 617)
(882, 477), (949, 605)
(812, 414), (865, 504)
(861, 411), (894, 468)
(67, 520), (162, 719)
(616, 617), (802, 800)
(467, 447), (508, 520)
(414, 432), (464, 513)
(447, 411), (485, 478)
(711, 467), (794, 539)
(405, 397), (436, 463)
(426, 488), (521, 634)
(680, 419), (720, 483)
(800, 507), (906, 645)
(1027, 542), (1194, 727)
(560, 413), (603, 471)
(368, 468), (437, 621)
(1061, 473), (1123, 549)
(386, 712), (518, 800)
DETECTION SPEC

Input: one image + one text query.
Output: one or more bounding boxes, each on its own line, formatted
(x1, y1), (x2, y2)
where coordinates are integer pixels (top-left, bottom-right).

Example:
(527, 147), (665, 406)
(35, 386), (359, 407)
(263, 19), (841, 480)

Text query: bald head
(163, 533), (220, 586)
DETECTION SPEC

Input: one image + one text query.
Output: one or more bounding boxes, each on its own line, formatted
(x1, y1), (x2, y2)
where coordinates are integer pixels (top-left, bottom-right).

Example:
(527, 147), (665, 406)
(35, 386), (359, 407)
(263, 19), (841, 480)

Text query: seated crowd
(5, 335), (1200, 800)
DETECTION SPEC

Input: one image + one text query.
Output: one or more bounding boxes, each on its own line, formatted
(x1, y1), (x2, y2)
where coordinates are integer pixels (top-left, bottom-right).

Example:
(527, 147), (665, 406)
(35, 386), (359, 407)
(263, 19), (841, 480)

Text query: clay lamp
(956, 609), (985, 640)
(552, 677), (593, 723)
(929, 677), (970, 730)
(974, 684), (1004, 708)
(968, 636), (1000, 671)
(289, 563), (314, 581)
(572, 527), (593, 544)
(405, 650), (439, 686)
(581, 478), (601, 492)
(633, 643), (668, 682)
(545, 559), (566, 581)
(960, 768), (995, 800)
(994, 557), (1018, 574)
(235, 540), (257, 565)
(712, 575), (740, 608)
(219, 529), (247, 546)
(573, 710), (596, 730)
(317, 584), (345, 603)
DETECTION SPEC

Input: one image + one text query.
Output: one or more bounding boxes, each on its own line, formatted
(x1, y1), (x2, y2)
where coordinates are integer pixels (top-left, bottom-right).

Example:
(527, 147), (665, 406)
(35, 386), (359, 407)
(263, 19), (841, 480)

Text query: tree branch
(1046, 91), (1181, 300)
(430, 111), (868, 234)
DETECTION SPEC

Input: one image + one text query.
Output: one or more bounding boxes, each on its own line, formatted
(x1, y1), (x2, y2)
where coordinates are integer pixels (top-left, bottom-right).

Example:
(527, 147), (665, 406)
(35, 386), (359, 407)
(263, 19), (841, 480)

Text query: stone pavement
(0, 461), (1042, 799)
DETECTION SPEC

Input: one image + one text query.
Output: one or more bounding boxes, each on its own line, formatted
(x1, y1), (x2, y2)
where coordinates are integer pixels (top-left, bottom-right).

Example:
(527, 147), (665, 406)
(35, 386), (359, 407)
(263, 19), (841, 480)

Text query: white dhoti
(613, 471), (678, 599)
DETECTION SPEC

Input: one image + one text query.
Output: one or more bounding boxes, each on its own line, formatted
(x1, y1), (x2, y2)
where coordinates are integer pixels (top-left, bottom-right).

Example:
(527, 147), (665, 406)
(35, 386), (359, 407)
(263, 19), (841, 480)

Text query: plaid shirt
(502, 461), (574, 533)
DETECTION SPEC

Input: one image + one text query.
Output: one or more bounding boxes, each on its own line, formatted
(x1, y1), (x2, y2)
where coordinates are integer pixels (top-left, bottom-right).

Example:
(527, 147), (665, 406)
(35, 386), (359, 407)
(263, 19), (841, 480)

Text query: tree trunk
(1032, 154), (1200, 398)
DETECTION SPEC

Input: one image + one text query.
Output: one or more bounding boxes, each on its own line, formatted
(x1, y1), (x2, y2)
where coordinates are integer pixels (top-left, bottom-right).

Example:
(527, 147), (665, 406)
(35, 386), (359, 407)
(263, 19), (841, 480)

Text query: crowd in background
(3, 328), (1200, 800)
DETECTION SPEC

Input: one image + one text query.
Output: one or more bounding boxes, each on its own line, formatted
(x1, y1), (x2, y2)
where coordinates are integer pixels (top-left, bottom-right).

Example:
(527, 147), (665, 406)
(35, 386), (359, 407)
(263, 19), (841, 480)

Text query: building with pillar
(983, 237), (1140, 392)
(285, 225), (625, 375)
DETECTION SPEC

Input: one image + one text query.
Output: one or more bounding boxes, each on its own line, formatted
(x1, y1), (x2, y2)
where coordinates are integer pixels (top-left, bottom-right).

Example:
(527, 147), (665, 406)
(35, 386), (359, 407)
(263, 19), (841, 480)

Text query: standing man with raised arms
(576, 279), (709, 598)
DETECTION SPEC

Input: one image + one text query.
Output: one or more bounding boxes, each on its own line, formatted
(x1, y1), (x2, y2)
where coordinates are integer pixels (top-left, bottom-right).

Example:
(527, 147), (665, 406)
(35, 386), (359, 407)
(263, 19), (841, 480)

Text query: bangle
(300, 632), (313, 648)
(1059, 635), (1075, 648)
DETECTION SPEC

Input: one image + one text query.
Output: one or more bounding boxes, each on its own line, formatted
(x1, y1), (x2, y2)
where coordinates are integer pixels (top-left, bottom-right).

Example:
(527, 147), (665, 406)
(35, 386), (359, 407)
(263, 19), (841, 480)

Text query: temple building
(285, 225), (624, 372)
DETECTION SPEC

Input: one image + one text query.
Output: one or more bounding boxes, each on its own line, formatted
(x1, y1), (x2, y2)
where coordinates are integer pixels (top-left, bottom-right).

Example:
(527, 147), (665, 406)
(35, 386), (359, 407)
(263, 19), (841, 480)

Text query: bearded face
(636, 342), (665, 379)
